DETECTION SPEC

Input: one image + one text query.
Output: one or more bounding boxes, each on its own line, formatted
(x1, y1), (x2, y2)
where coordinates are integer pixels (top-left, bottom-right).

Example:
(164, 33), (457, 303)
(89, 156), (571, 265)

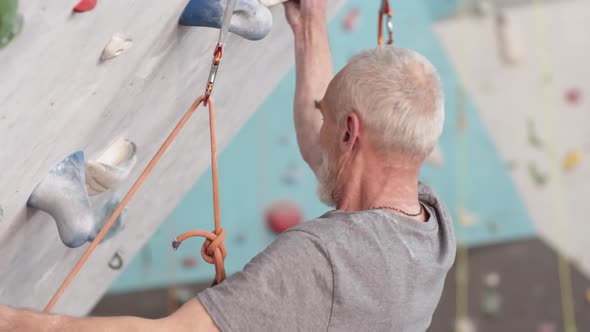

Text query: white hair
(325, 45), (445, 157)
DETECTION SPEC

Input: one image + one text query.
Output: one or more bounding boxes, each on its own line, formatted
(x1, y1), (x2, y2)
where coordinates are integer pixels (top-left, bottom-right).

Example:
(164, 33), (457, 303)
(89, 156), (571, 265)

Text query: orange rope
(172, 98), (227, 284)
(43, 96), (226, 312)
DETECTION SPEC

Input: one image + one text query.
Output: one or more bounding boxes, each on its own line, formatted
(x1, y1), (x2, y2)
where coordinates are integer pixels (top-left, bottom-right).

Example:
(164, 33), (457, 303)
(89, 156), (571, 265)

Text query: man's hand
(283, 0), (332, 174)
(284, 0), (327, 34)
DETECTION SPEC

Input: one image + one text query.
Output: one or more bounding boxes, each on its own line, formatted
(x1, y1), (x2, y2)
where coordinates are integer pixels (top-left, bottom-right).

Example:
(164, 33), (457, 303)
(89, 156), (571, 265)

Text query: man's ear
(340, 112), (360, 152)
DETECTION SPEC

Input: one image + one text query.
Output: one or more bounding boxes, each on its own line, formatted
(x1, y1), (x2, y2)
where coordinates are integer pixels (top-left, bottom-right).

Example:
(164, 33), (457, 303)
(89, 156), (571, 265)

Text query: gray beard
(316, 152), (338, 207)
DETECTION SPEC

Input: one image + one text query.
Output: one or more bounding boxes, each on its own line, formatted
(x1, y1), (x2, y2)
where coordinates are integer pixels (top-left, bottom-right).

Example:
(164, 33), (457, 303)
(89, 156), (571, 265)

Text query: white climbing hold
(495, 12), (524, 65)
(484, 272), (501, 288)
(259, 0), (288, 7)
(426, 144), (444, 167)
(458, 207), (478, 227)
(455, 316), (476, 332)
(86, 138), (137, 195)
(100, 35), (133, 62)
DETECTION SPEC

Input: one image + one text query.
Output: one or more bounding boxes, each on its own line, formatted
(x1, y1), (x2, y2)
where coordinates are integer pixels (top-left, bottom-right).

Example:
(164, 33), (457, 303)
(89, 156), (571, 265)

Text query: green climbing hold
(543, 71), (553, 84)
(0, 0), (23, 49)
(528, 162), (548, 188)
(527, 118), (544, 149)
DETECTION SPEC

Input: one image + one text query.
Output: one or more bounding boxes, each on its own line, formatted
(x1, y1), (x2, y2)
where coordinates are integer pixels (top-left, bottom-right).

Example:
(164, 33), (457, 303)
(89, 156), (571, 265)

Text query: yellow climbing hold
(458, 208), (478, 227)
(563, 150), (582, 172)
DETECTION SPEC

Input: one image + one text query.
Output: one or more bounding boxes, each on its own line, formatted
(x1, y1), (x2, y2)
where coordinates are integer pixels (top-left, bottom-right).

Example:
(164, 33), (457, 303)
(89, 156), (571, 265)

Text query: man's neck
(335, 152), (422, 214)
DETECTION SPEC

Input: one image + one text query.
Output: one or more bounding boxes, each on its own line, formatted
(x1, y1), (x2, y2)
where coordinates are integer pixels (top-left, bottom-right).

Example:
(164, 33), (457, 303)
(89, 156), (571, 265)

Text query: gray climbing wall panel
(0, 0), (344, 315)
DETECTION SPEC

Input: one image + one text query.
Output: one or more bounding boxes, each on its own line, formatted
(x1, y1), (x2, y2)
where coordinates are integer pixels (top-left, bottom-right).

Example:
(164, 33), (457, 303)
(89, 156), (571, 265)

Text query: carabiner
(203, 44), (224, 106)
(378, 0), (394, 45)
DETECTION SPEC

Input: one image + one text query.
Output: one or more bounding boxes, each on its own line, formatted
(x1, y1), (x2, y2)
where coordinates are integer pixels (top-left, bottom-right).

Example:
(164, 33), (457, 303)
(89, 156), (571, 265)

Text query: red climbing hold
(265, 201), (303, 234)
(536, 322), (556, 332)
(181, 257), (197, 268)
(73, 0), (97, 13)
(342, 8), (360, 32)
(564, 88), (582, 105)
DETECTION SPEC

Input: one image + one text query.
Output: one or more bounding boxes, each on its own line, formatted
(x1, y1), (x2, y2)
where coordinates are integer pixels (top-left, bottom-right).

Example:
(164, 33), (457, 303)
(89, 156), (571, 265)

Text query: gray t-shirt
(198, 183), (456, 331)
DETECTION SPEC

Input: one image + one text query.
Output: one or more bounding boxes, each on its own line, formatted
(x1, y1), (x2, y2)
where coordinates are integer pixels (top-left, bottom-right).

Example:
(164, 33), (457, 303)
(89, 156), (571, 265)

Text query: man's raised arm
(284, 0), (333, 174)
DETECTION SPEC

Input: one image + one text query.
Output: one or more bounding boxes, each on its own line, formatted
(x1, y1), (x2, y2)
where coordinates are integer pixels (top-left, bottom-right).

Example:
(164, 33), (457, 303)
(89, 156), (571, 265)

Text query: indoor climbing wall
(429, 2), (590, 329)
(110, 0), (535, 290)
(107, 0), (590, 330)
(433, 0), (590, 278)
(0, 0), (344, 315)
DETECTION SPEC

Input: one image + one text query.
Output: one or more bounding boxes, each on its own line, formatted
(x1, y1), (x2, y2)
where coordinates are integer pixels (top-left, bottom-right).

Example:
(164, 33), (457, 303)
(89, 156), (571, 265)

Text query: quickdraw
(203, 0), (237, 106)
(378, 0), (394, 45)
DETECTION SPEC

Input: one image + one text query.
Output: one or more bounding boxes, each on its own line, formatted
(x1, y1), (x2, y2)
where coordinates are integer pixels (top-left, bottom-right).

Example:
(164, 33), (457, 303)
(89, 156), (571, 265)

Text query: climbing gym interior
(0, 0), (589, 331)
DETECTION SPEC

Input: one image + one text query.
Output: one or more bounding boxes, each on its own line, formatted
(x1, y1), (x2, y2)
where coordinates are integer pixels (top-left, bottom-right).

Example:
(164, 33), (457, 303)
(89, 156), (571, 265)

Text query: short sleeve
(197, 230), (334, 331)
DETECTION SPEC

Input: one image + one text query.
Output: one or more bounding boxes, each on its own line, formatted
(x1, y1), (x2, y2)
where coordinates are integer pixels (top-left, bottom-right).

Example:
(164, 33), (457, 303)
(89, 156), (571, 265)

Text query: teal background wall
(109, 0), (535, 293)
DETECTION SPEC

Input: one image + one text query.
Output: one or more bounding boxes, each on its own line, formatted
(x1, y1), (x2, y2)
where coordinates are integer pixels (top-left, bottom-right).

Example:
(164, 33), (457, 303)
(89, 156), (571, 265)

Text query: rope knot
(172, 225), (228, 283)
(201, 228), (227, 264)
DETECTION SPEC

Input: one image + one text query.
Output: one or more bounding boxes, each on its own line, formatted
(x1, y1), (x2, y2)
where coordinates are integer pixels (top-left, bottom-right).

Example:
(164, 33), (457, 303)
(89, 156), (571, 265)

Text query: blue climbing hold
(178, 0), (273, 41)
(89, 194), (126, 243)
(27, 151), (95, 248)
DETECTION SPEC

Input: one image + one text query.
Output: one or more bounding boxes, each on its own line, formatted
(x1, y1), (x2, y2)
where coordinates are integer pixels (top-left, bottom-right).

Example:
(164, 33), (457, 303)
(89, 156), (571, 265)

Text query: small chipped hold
(527, 119), (543, 149)
(528, 162), (548, 187)
(484, 272), (501, 288)
(458, 208), (478, 227)
(100, 34), (133, 62)
(563, 150), (582, 172)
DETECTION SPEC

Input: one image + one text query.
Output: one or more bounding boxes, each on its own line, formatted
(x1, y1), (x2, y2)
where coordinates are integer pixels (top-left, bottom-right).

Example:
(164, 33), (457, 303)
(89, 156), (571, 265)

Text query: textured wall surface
(0, 0), (343, 315)
(434, 0), (590, 276)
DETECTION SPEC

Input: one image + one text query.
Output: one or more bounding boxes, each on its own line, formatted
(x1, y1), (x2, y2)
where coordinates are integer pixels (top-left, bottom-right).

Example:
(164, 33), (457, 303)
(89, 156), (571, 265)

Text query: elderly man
(0, 1), (454, 331)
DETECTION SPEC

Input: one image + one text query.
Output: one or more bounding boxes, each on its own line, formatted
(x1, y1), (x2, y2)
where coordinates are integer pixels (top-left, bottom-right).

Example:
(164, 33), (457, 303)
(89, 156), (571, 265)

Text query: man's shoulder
(286, 210), (367, 245)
